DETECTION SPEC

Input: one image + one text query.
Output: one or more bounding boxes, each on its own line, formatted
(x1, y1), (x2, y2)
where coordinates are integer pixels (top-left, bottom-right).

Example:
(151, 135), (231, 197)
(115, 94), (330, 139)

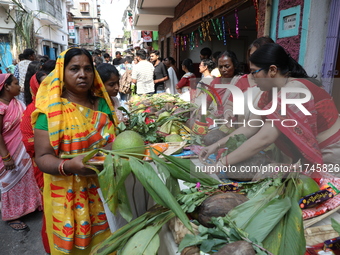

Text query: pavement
(0, 208), (47, 255)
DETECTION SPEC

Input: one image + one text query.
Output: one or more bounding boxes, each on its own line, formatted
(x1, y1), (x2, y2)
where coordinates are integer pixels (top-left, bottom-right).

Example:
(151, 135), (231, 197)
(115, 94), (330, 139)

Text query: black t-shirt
(113, 58), (124, 65)
(153, 62), (168, 91)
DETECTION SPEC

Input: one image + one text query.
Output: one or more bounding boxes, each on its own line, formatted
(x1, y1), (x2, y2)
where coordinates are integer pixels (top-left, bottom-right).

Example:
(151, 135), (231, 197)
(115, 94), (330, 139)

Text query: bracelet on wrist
(58, 160), (72, 176)
(2, 153), (11, 160)
(2, 156), (12, 162)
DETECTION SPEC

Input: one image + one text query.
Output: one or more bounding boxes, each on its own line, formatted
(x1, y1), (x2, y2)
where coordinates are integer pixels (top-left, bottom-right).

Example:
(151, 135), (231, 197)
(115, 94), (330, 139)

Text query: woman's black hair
(218, 50), (242, 75)
(41, 60), (56, 73)
(249, 43), (309, 78)
(248, 36), (275, 53)
(36, 70), (49, 84)
(64, 48), (94, 71)
(201, 59), (215, 72)
(166, 57), (176, 65)
(96, 63), (120, 83)
(63, 48), (96, 103)
(24, 61), (42, 105)
(182, 58), (194, 73)
(0, 74), (14, 94)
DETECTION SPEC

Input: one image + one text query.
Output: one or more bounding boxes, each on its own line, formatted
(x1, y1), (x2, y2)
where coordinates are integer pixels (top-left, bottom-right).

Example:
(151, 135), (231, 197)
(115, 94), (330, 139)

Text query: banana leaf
(114, 157), (133, 222)
(91, 205), (169, 255)
(97, 154), (115, 210)
(262, 178), (306, 255)
(129, 158), (193, 232)
(228, 195), (291, 243)
(120, 210), (174, 255)
(98, 154), (133, 222)
(154, 160), (180, 196)
(152, 151), (220, 187)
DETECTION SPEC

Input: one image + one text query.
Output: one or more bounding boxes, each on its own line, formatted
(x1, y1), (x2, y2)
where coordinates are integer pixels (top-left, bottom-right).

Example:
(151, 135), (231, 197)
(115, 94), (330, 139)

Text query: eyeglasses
(251, 68), (263, 76)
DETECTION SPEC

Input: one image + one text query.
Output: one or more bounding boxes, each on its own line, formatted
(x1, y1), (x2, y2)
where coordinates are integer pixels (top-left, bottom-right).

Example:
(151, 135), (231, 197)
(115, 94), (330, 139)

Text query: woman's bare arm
(34, 128), (97, 176)
(222, 121), (281, 165)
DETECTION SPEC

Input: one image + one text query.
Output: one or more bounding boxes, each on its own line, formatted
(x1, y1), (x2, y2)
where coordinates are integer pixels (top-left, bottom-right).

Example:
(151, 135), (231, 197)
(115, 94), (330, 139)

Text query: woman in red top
(176, 58), (196, 102)
(200, 43), (340, 168)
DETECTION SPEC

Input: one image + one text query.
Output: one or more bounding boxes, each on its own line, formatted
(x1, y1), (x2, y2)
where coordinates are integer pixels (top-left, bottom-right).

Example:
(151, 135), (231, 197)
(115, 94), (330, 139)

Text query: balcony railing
(38, 0), (62, 21)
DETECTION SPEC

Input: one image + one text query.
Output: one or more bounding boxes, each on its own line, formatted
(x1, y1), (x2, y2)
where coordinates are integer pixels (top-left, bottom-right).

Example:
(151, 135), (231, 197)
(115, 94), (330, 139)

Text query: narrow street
(0, 209), (46, 254)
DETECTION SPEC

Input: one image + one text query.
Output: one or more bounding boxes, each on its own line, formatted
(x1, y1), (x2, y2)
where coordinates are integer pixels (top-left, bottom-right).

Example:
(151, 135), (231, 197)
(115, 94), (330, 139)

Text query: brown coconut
(181, 246), (200, 255)
(214, 241), (255, 255)
(198, 193), (248, 227)
(203, 129), (226, 146)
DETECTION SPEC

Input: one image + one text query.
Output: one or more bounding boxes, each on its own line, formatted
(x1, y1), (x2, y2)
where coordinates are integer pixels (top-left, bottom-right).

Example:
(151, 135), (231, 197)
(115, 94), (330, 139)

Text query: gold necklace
(0, 98), (10, 103)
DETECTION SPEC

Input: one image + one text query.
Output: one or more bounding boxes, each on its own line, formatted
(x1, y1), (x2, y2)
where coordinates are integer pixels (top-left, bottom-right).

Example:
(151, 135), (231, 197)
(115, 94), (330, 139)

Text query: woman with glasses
(200, 43), (340, 174)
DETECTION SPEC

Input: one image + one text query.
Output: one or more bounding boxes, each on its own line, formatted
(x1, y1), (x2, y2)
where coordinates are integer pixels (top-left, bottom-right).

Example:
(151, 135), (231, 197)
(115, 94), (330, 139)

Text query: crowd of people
(0, 36), (339, 254)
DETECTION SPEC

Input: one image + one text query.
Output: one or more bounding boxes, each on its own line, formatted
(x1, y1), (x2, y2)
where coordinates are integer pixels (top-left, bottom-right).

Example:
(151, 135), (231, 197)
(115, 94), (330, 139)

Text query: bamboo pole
(264, 0), (272, 37)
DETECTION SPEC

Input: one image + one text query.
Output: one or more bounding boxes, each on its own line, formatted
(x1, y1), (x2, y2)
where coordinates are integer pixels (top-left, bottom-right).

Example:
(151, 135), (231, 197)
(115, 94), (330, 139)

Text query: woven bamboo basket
(168, 217), (199, 245)
(304, 224), (339, 246)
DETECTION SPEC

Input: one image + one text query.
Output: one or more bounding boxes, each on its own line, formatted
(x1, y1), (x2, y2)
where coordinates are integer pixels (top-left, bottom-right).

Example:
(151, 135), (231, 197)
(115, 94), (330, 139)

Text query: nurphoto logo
(196, 82), (312, 128)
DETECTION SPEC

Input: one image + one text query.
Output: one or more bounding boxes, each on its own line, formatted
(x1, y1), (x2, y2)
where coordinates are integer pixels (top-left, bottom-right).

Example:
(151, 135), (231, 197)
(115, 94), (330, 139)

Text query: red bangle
(58, 160), (72, 176)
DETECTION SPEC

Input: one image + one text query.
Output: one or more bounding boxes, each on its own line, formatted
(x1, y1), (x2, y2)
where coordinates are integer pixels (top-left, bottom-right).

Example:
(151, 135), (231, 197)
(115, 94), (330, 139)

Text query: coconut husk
(168, 217), (199, 245)
(214, 241), (255, 255)
(180, 246), (200, 255)
(198, 192), (248, 227)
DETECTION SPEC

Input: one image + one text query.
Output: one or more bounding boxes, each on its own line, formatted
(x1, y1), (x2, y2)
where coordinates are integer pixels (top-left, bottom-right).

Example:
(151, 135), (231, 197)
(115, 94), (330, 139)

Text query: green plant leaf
(98, 154), (116, 212)
(178, 234), (205, 252)
(129, 158), (193, 232)
(229, 196), (291, 243)
(90, 205), (169, 255)
(262, 178), (306, 255)
(120, 226), (160, 255)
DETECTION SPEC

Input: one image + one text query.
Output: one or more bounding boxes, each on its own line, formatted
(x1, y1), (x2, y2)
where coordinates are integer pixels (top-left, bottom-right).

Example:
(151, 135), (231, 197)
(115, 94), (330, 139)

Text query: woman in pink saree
(0, 74), (42, 230)
(200, 44), (340, 172)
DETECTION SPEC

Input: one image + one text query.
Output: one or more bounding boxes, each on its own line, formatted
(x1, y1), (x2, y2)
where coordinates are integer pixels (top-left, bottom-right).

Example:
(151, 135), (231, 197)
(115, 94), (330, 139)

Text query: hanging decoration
(205, 21), (212, 41)
(201, 22), (207, 41)
(190, 32), (195, 50)
(235, 9), (239, 39)
(173, 4), (260, 51)
(226, 21), (234, 38)
(211, 18), (222, 40)
(221, 16), (227, 45)
(195, 31), (199, 47)
(253, 0), (259, 31)
(198, 26), (203, 45)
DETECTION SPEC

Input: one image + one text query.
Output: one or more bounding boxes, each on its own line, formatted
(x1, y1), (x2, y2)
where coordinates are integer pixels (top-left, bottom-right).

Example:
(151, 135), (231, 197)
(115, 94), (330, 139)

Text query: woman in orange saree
(32, 48), (118, 254)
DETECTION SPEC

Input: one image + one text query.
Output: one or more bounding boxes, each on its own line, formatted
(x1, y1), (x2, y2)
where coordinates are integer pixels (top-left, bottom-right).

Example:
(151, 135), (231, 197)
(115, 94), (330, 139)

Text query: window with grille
(80, 2), (89, 13)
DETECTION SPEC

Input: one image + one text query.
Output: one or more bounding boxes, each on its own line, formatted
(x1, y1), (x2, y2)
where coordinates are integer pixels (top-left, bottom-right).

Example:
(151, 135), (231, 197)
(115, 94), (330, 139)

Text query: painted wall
(275, 0), (304, 61)
(302, 0), (331, 78)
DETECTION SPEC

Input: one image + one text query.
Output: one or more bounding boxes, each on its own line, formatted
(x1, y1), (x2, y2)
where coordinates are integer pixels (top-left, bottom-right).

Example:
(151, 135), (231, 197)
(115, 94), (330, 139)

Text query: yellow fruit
(112, 131), (146, 158)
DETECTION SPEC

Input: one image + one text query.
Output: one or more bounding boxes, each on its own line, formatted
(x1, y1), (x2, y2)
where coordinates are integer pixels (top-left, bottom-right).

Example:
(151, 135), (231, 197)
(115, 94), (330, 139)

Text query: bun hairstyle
(182, 58), (194, 73)
(201, 59), (216, 72)
(249, 43), (308, 78)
